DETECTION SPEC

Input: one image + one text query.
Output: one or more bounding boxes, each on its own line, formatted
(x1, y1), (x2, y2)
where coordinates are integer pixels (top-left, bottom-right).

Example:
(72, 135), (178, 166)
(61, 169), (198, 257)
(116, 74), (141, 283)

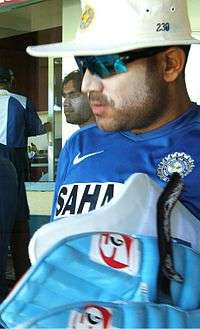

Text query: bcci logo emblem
(80, 6), (95, 30)
(157, 152), (195, 182)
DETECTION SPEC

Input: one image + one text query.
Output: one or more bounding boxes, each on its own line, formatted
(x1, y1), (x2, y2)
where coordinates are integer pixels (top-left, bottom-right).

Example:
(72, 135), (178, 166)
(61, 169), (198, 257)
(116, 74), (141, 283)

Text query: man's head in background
(0, 67), (14, 90)
(62, 70), (94, 127)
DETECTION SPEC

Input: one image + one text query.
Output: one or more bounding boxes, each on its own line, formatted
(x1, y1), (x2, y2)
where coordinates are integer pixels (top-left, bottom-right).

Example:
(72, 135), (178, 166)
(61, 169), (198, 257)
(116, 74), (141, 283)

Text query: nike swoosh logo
(73, 151), (104, 165)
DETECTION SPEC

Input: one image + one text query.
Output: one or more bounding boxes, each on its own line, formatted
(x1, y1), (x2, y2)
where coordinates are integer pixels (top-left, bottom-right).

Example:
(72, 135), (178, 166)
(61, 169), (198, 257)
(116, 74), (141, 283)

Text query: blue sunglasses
(75, 47), (169, 78)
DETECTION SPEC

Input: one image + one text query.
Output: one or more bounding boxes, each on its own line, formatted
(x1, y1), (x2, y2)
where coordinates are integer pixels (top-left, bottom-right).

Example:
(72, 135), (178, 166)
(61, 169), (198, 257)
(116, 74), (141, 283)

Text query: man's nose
(64, 97), (71, 107)
(81, 69), (103, 93)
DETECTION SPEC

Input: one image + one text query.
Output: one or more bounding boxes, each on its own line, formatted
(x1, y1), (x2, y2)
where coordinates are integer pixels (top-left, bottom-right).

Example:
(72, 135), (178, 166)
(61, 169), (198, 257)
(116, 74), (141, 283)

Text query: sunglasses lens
(75, 47), (168, 78)
(89, 57), (111, 78)
(75, 55), (127, 78)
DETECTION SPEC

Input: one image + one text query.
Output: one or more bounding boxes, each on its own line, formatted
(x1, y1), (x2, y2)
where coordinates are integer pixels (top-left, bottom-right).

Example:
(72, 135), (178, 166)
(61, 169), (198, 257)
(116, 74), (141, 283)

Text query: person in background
(0, 144), (18, 302)
(0, 67), (51, 283)
(62, 70), (94, 127)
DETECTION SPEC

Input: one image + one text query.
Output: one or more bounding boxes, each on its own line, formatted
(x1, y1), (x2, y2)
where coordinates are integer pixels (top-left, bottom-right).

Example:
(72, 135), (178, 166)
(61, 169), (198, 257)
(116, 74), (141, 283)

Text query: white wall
(61, 0), (81, 145)
(186, 42), (200, 105)
(62, 56), (80, 145)
(186, 2), (200, 104)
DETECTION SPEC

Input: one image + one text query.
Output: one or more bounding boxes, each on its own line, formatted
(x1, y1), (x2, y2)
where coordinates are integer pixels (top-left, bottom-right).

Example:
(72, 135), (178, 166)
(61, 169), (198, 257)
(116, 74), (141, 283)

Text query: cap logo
(157, 152), (195, 182)
(80, 6), (94, 30)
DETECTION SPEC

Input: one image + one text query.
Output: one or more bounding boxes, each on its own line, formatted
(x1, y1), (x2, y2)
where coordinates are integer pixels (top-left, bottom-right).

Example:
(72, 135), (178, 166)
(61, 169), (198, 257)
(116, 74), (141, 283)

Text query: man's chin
(95, 117), (120, 132)
(66, 119), (77, 125)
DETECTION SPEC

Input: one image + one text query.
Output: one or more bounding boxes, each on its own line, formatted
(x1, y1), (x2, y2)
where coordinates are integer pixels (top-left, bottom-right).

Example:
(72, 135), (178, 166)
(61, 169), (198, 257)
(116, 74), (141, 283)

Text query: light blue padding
(16, 302), (200, 329)
(0, 232), (200, 328)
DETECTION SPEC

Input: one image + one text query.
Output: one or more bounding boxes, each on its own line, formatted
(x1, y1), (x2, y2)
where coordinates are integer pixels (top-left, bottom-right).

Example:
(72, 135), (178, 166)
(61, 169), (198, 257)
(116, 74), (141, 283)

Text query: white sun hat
(27, 0), (200, 57)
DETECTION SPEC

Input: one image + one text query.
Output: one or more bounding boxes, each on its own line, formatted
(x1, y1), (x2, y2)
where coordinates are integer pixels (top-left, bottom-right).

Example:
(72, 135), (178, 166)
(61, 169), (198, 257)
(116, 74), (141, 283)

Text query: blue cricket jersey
(52, 103), (200, 221)
(0, 89), (45, 147)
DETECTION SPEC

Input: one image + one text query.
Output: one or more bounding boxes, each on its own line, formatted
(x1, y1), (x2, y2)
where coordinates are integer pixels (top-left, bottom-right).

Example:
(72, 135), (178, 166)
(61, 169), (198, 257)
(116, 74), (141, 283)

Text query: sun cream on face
(64, 93), (92, 124)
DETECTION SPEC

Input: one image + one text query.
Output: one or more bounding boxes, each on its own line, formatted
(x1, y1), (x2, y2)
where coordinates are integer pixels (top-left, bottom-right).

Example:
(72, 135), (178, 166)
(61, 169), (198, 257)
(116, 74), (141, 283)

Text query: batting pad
(1, 232), (200, 328)
(17, 301), (200, 329)
(29, 173), (200, 264)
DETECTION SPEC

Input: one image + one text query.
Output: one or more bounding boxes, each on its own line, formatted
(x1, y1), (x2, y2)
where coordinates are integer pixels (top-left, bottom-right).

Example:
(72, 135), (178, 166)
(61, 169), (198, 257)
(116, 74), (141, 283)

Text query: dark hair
(0, 67), (13, 83)
(175, 45), (191, 73)
(62, 70), (82, 95)
(178, 45), (191, 62)
(145, 45), (191, 71)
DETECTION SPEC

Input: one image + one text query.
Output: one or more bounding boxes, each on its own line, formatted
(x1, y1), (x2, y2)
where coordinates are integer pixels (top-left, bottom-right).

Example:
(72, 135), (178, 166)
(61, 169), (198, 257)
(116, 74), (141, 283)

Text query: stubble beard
(96, 70), (168, 132)
(95, 89), (168, 132)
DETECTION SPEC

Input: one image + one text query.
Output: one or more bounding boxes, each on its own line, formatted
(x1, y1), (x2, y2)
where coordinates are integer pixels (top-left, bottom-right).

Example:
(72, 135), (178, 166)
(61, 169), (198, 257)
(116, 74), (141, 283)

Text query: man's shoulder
(189, 103), (200, 119)
(10, 92), (27, 108)
(191, 104), (200, 121)
(173, 104), (200, 133)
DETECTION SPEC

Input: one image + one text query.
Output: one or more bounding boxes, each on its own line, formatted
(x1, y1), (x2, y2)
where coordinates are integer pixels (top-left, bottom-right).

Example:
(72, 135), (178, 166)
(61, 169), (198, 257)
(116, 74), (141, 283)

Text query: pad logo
(90, 233), (140, 276)
(69, 304), (112, 329)
(157, 152), (195, 182)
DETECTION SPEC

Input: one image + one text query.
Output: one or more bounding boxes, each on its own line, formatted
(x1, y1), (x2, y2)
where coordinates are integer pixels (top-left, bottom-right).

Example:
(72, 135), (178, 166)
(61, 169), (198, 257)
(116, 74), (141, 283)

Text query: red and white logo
(90, 233), (140, 276)
(69, 304), (112, 329)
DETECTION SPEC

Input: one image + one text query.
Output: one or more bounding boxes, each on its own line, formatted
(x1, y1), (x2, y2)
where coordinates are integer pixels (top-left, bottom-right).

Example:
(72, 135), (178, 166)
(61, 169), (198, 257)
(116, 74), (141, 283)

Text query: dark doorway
(0, 26), (61, 111)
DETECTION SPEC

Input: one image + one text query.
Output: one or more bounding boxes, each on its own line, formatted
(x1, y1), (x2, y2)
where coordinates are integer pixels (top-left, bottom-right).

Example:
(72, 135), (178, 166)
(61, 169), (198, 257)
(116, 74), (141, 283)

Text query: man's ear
(161, 47), (186, 82)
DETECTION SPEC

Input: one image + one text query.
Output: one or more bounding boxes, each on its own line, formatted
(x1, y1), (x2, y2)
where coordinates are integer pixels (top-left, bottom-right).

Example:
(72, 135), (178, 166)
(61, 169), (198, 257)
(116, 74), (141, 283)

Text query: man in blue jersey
(0, 67), (51, 283)
(26, 0), (200, 222)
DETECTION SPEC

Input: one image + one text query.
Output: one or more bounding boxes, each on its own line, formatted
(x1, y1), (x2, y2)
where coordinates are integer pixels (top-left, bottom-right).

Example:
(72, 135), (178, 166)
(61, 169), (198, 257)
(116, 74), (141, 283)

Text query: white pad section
(29, 173), (200, 264)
